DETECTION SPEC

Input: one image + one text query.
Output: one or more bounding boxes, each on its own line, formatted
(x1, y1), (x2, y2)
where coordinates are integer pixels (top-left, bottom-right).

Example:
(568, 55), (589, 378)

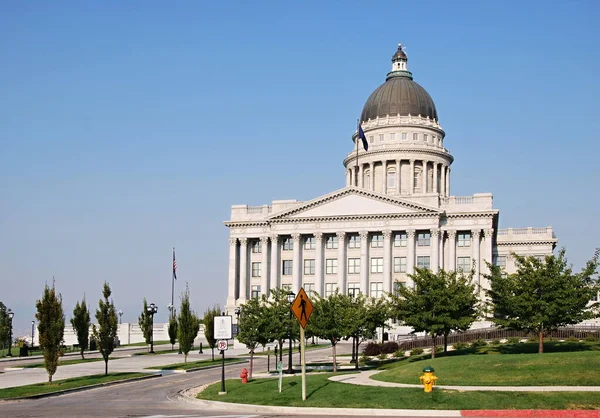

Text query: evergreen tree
(202, 304), (222, 361)
(168, 314), (178, 350)
(92, 282), (118, 375)
(0, 302), (8, 353)
(35, 283), (65, 383)
(178, 286), (200, 363)
(486, 249), (600, 353)
(71, 297), (91, 359)
(138, 298), (153, 351)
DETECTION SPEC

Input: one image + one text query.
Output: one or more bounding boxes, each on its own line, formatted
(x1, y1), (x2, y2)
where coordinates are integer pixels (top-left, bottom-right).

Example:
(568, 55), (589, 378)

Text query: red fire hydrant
(240, 368), (248, 384)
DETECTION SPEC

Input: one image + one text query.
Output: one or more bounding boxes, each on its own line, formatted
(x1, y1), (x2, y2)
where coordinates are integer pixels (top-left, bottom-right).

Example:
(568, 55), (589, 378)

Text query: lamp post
(118, 309), (123, 325)
(6, 310), (14, 357)
(147, 303), (158, 353)
(234, 307), (241, 338)
(30, 320), (35, 356)
(285, 291), (295, 374)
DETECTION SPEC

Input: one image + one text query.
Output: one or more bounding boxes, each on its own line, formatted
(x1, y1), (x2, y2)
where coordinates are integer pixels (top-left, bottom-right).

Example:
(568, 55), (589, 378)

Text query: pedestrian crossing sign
(291, 287), (314, 329)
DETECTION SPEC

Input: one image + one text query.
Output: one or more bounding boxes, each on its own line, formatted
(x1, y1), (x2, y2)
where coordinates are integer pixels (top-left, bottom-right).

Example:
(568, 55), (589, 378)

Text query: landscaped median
(20, 357), (116, 369)
(0, 372), (154, 400)
(146, 357), (244, 372)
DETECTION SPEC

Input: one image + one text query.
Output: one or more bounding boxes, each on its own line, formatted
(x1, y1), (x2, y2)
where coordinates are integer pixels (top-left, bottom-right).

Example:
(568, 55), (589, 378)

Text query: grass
(132, 348), (180, 356)
(145, 357), (241, 370)
(22, 357), (117, 368)
(373, 341), (600, 386)
(246, 343), (331, 356)
(197, 373), (600, 410)
(122, 340), (170, 347)
(0, 372), (148, 399)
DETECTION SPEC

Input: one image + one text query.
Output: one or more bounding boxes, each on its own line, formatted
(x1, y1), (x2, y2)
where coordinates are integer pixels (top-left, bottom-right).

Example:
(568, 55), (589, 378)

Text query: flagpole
(355, 119), (359, 187)
(171, 247), (175, 319)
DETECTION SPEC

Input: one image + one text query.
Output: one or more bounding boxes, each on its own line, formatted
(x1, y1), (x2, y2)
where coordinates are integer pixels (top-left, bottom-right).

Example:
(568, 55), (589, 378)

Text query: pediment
(269, 187), (440, 220)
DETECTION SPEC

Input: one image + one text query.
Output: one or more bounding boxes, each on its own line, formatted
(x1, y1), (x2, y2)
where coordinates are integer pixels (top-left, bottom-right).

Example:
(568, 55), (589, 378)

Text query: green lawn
(0, 373), (149, 399)
(373, 342), (600, 386)
(23, 357), (117, 368)
(246, 343), (331, 356)
(145, 357), (241, 370)
(133, 348), (179, 356)
(197, 373), (600, 410)
(122, 340), (170, 347)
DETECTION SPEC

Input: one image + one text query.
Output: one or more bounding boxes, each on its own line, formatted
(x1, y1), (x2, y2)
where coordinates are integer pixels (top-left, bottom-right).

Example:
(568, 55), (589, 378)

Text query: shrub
(381, 341), (399, 354)
(527, 335), (537, 343)
(410, 347), (424, 356)
(470, 338), (487, 348)
(507, 337), (520, 344)
(435, 346), (444, 354)
(492, 339), (501, 345)
(567, 336), (580, 342)
(394, 349), (405, 358)
(545, 336), (554, 342)
(585, 334), (598, 342)
(378, 353), (388, 360)
(90, 338), (97, 351)
(453, 341), (468, 350)
(362, 342), (381, 356)
(359, 354), (370, 364)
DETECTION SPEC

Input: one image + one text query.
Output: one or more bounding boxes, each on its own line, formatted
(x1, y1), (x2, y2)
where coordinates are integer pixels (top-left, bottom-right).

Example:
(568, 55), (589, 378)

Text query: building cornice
(344, 147), (454, 167)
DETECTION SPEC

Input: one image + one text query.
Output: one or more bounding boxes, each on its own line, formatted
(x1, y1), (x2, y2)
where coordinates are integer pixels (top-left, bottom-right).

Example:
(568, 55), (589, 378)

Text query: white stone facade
(223, 45), (557, 315)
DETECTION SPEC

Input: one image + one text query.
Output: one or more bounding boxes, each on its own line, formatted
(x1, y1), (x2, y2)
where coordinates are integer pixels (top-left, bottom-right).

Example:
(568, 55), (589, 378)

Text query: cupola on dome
(360, 43), (438, 123)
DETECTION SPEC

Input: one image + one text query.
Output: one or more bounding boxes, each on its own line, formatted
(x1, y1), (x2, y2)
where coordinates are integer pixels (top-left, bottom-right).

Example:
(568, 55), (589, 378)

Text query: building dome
(360, 44), (438, 123)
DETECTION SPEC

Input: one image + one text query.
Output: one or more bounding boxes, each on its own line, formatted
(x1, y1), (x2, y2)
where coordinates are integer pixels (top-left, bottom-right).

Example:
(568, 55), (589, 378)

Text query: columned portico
(239, 237), (248, 302)
(270, 235), (279, 291)
(406, 229), (415, 287)
(227, 238), (237, 306)
(472, 229), (481, 291)
(383, 230), (392, 293)
(359, 231), (369, 294)
(260, 236), (269, 297)
(431, 228), (440, 272)
(337, 231), (346, 294)
(315, 233), (324, 296)
(448, 230), (456, 271)
(292, 233), (301, 293)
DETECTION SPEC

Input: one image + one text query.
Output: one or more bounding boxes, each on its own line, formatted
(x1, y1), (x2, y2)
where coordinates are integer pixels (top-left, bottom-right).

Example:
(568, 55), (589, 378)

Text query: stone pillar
(441, 165), (446, 197)
(448, 230), (456, 271)
(260, 236), (269, 297)
(292, 233), (302, 294)
(433, 162), (438, 194)
(359, 231), (369, 295)
(472, 229), (481, 291)
(406, 229), (415, 287)
(239, 238), (248, 302)
(481, 229), (494, 295)
(431, 228), (440, 272)
(446, 167), (451, 197)
(383, 230), (392, 294)
(227, 238), (237, 306)
(409, 159), (415, 195)
(396, 159), (401, 194)
(382, 160), (387, 192)
(336, 232), (346, 294)
(270, 235), (279, 291)
(439, 231), (445, 270)
(422, 160), (428, 193)
(315, 233), (324, 297)
(370, 162), (375, 191)
(359, 164), (364, 188)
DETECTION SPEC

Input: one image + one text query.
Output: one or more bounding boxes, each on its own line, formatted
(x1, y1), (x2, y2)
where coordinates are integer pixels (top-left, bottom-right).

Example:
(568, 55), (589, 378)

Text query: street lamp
(146, 303), (158, 353)
(234, 307), (241, 338)
(118, 309), (123, 325)
(285, 291), (295, 374)
(6, 310), (14, 357)
(31, 320), (35, 356)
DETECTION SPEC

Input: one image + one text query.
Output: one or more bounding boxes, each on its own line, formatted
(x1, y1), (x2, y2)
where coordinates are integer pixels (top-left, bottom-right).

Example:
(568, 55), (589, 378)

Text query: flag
(173, 248), (177, 280)
(358, 123), (368, 151)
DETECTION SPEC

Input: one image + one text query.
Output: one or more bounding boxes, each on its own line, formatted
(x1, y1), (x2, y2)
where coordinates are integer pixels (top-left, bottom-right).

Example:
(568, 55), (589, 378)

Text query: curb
(149, 359), (248, 374)
(1, 373), (162, 401)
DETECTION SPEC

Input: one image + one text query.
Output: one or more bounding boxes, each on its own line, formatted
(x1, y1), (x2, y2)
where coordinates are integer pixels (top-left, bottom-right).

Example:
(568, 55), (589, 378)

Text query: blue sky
(1, 1), (599, 335)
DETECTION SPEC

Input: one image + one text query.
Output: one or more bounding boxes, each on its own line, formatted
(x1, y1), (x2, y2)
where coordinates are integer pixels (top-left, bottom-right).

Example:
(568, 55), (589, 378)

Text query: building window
(281, 283), (292, 292)
(348, 258), (360, 274)
(494, 255), (507, 268)
(417, 232), (431, 246)
(251, 240), (262, 253)
(394, 257), (407, 273)
(304, 237), (315, 250)
(348, 235), (360, 249)
(348, 282), (360, 298)
(424, 134), (428, 143)
(457, 233), (471, 247)
(401, 132), (407, 140)
(371, 257), (384, 273)
(370, 282), (383, 298)
(413, 133), (418, 141)
(251, 262), (261, 277)
(251, 285), (261, 299)
(393, 281), (405, 296)
(387, 170), (396, 190)
(371, 234), (383, 248)
(379, 134), (384, 143)
(390, 133), (396, 141)
(414, 167), (420, 191)
(457, 257), (470, 272)
(394, 232), (407, 247)
(326, 259), (338, 274)
(282, 260), (292, 275)
(417, 256), (430, 269)
(325, 283), (336, 297)
(282, 237), (293, 251)
(326, 235), (338, 249)
(369, 136), (374, 144)
(303, 259), (315, 275)
(304, 283), (314, 294)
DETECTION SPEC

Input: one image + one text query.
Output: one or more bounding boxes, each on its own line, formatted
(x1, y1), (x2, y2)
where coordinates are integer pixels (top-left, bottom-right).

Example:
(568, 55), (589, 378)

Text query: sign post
(214, 315), (232, 395)
(277, 360), (283, 393)
(290, 288), (314, 401)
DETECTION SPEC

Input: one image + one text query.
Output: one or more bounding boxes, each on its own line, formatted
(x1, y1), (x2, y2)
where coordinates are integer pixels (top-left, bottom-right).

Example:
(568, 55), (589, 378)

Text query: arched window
(387, 169), (396, 191)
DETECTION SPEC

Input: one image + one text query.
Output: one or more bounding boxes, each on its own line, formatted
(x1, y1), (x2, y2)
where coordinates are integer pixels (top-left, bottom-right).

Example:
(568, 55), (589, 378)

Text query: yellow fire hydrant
(419, 366), (438, 392)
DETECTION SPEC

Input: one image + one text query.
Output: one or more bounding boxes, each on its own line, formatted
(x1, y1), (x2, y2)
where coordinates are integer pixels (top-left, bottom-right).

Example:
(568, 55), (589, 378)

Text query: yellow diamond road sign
(291, 287), (314, 329)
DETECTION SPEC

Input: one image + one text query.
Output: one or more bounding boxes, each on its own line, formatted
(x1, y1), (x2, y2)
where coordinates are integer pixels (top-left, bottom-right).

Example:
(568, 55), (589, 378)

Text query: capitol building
(224, 44), (557, 316)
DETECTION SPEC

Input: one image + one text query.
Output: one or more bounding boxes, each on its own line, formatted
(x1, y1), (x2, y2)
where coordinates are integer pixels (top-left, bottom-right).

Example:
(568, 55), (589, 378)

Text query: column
(396, 159), (401, 194)
(433, 162), (438, 194)
(441, 165), (446, 197)
(481, 229), (494, 295)
(448, 230), (456, 271)
(270, 235), (280, 291)
(382, 160), (387, 192)
(239, 238), (248, 302)
(422, 160), (428, 193)
(292, 233), (302, 294)
(227, 238), (237, 306)
(431, 228), (440, 272)
(336, 232), (346, 294)
(359, 231), (369, 295)
(439, 231), (445, 270)
(406, 229), (415, 287)
(472, 229), (481, 292)
(315, 233), (324, 296)
(260, 236), (269, 297)
(446, 167), (451, 197)
(370, 162), (375, 191)
(383, 230), (392, 294)
(359, 164), (364, 188)
(409, 159), (415, 194)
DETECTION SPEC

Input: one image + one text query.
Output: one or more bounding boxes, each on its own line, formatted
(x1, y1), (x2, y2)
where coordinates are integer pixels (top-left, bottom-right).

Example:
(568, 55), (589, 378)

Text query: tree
(35, 283), (65, 383)
(92, 282), (118, 375)
(71, 297), (91, 360)
(237, 297), (269, 379)
(0, 302), (8, 353)
(168, 314), (178, 350)
(138, 298), (153, 351)
(486, 249), (600, 354)
(178, 287), (200, 363)
(202, 304), (222, 361)
(391, 268), (479, 358)
(263, 288), (299, 363)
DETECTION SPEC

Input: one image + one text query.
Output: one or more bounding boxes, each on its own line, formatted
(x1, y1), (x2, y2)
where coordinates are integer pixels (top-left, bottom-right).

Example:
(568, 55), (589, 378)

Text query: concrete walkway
(329, 370), (600, 392)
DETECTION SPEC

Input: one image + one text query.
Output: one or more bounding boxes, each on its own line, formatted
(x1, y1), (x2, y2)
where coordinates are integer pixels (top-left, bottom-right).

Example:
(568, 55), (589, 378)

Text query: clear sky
(1, 1), (599, 336)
